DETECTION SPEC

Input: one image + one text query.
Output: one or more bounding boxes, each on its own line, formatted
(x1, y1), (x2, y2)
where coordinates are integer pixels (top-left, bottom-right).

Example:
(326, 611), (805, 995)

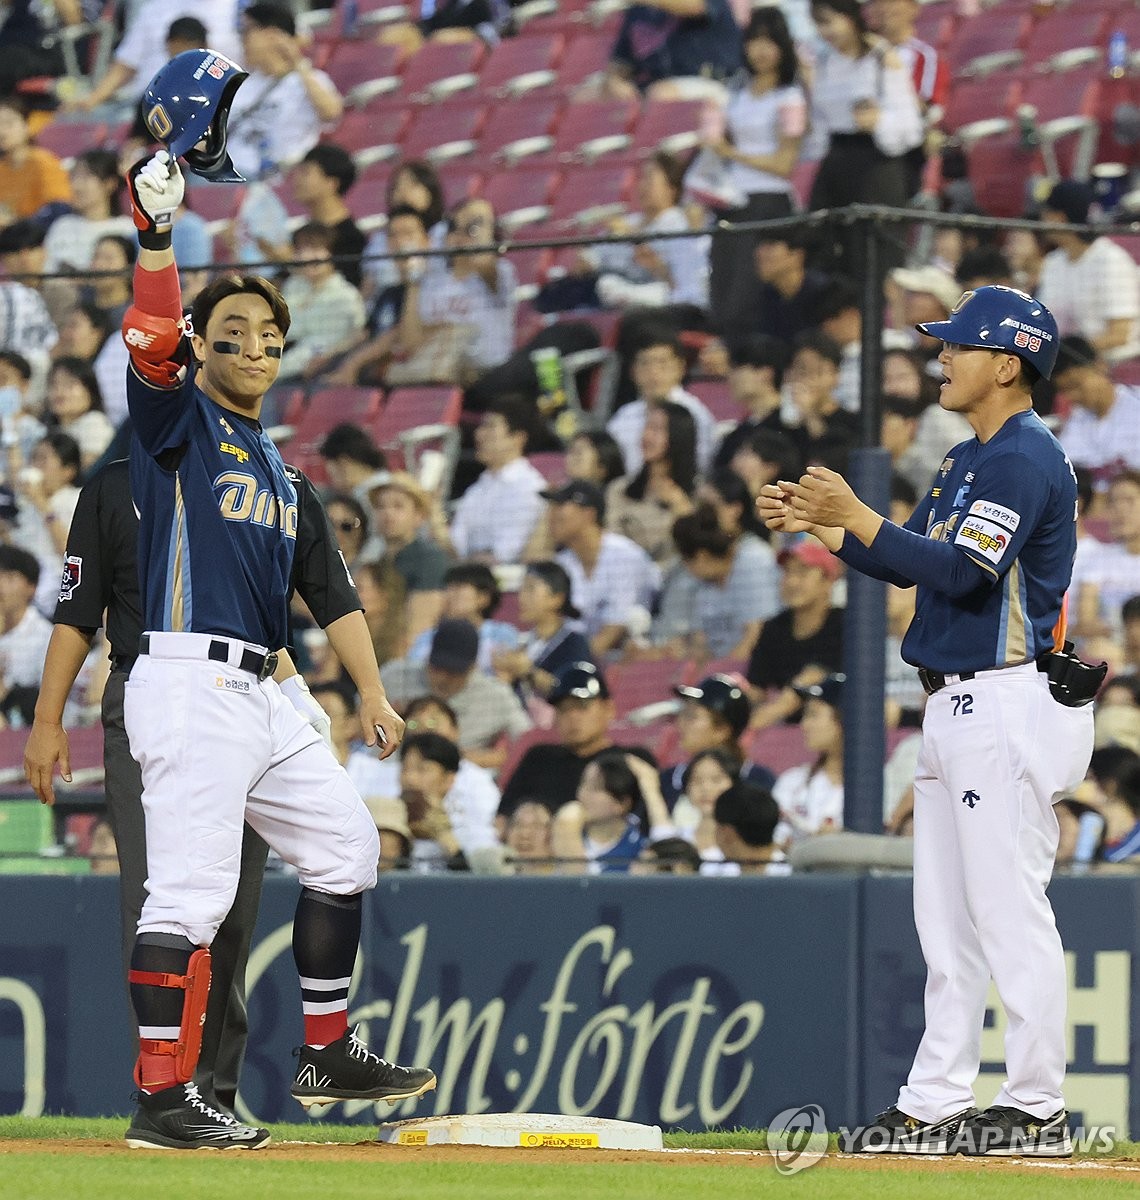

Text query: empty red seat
(1018, 64), (1102, 125)
(966, 129), (1042, 218)
(549, 97), (640, 162)
(331, 101), (409, 157)
(184, 181), (244, 225)
(324, 40), (403, 99)
(478, 96), (562, 163)
(517, 0), (594, 35)
(401, 102), (486, 162)
(547, 162), (634, 227)
(688, 379), (738, 424)
(35, 119), (105, 161)
(913, 1), (956, 50)
(944, 11), (1030, 75)
(556, 30), (617, 90)
(942, 71), (1017, 134)
(373, 386), (463, 444)
(630, 99), (705, 157)
(528, 451), (567, 484)
(1022, 7), (1112, 68)
(482, 164), (561, 228)
(401, 39), (486, 102)
(606, 658), (688, 717)
(479, 33), (564, 96)
(744, 725), (811, 777)
(291, 387), (384, 450)
(433, 159), (484, 208)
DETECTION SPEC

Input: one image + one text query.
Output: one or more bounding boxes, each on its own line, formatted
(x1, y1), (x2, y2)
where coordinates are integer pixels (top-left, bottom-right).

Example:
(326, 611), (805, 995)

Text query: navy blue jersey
(126, 365), (298, 650)
(902, 410), (1077, 673)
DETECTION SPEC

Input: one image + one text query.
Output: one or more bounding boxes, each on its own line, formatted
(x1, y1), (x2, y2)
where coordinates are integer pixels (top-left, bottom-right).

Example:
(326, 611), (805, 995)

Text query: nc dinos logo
(145, 102), (173, 141)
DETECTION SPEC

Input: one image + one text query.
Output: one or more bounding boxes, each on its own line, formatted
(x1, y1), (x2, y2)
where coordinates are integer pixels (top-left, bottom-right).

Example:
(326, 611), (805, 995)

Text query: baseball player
(111, 149), (433, 1150)
(23, 449), (367, 1111)
(761, 286), (1097, 1156)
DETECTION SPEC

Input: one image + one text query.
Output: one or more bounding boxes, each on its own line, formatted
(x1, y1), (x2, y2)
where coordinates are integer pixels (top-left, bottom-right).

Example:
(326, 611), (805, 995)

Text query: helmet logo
(951, 290), (973, 314)
(1014, 330), (1043, 353)
(145, 103), (173, 141)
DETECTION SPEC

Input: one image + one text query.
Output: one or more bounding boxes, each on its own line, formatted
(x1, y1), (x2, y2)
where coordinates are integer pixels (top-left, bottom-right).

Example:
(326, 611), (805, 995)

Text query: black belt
(138, 634), (279, 682)
(109, 654), (137, 674)
(918, 658), (1049, 696)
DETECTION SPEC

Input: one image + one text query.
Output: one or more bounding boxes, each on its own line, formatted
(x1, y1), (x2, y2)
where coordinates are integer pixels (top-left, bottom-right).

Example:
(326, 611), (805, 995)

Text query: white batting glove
(280, 674), (333, 748)
(127, 150), (185, 247)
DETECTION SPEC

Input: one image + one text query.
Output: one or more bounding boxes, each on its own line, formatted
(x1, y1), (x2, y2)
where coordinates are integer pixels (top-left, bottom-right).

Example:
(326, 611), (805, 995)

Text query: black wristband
(137, 228), (172, 251)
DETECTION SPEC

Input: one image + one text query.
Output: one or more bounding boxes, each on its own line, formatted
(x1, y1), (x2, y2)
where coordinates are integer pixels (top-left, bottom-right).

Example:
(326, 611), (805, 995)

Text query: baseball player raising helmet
(116, 148), (434, 1150)
(760, 285), (1098, 1157)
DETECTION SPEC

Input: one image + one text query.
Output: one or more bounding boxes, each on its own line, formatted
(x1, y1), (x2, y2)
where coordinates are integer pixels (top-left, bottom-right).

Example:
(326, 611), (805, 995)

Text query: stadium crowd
(1, 0), (1140, 874)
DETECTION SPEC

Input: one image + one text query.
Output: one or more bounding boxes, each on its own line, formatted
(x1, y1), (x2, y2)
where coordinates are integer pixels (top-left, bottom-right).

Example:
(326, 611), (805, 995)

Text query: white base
(377, 1112), (664, 1151)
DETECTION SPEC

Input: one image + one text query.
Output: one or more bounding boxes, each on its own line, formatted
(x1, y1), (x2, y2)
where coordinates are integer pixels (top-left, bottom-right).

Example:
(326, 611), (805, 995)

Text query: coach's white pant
(124, 638), (379, 947)
(897, 663), (1093, 1123)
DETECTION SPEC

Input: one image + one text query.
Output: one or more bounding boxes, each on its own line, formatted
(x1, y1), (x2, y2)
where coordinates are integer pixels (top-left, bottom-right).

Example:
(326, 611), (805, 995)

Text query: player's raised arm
(122, 151), (188, 390)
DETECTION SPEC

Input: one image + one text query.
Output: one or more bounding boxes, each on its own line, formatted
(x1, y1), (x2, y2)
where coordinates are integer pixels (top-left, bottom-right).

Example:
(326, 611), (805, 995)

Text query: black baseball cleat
(125, 1083), (271, 1150)
(291, 1024), (437, 1111)
(843, 1105), (977, 1154)
(953, 1105), (1072, 1157)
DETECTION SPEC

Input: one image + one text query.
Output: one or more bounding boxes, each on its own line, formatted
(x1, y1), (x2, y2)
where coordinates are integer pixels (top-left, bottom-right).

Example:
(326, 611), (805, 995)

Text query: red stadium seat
(433, 159), (484, 209)
(401, 102), (486, 162)
(548, 97), (640, 162)
(481, 164), (562, 229)
(373, 386), (463, 443)
(323, 40), (403, 101)
(289, 387), (384, 451)
(942, 71), (1017, 136)
(499, 725), (560, 789)
(688, 379), (739, 424)
(331, 102), (409, 159)
(183, 181), (244, 225)
(528, 451), (567, 484)
(35, 119), (105, 161)
(745, 724), (811, 777)
(401, 39), (486, 103)
(347, 159), (393, 222)
(479, 33), (564, 97)
(606, 658), (688, 717)
(547, 162), (634, 227)
(630, 99), (705, 157)
(555, 31), (616, 90)
(913, 1), (957, 50)
(516, 0), (594, 35)
(1018, 64), (1104, 180)
(944, 11), (1030, 75)
(477, 96), (562, 164)
(1021, 7), (1112, 69)
(966, 129), (1042, 218)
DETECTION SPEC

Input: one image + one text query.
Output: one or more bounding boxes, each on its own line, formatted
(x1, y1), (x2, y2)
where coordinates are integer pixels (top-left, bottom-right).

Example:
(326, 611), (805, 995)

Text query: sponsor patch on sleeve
(58, 554), (82, 601)
(966, 499), (1021, 532)
(954, 515), (1011, 564)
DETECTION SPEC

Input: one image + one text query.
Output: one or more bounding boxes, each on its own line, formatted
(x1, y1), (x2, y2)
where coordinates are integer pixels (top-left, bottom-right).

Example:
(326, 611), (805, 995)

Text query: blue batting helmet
(915, 284), (1060, 380)
(141, 49), (248, 183)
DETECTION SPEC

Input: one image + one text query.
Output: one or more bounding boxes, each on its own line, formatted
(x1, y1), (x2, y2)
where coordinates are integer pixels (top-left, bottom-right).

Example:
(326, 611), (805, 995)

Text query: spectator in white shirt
(1037, 181), (1140, 365)
(449, 397), (547, 564)
(1054, 336), (1140, 490)
(0, 543), (53, 721)
(546, 480), (662, 658)
(1071, 469), (1140, 649)
(225, 2), (342, 181)
(42, 150), (135, 274)
(607, 334), (718, 474)
(771, 672), (846, 845)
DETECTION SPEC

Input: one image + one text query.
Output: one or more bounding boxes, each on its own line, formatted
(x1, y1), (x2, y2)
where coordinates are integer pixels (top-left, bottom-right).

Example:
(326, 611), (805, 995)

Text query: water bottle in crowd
(1071, 810), (1105, 872)
(1108, 30), (1129, 80)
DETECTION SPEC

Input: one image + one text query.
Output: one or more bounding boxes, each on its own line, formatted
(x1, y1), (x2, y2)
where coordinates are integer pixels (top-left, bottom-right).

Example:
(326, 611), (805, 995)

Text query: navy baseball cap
(674, 674), (751, 738)
(540, 480), (605, 519)
(549, 662), (610, 704)
(428, 619), (479, 674)
(794, 672), (846, 709)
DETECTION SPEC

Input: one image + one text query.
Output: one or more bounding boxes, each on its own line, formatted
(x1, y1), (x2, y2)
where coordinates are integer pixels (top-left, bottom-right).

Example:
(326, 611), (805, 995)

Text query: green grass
(1, 1118), (1136, 1200)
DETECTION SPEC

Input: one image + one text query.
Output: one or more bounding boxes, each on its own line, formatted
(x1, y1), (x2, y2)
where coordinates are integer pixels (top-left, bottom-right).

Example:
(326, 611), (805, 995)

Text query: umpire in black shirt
(23, 454), (364, 1109)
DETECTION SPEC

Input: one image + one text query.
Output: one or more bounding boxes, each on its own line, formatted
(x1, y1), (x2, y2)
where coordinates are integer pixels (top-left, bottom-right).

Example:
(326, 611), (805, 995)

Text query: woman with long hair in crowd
(361, 159), (448, 296)
(42, 149), (134, 274)
(43, 356), (114, 470)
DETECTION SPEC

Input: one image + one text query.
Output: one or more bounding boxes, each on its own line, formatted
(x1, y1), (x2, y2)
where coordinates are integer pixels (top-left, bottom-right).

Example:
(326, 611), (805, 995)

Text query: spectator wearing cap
(664, 673), (775, 810)
(496, 662), (656, 827)
(448, 398), (547, 566)
(1054, 336), (1140, 487)
(663, 504), (781, 661)
(372, 473), (450, 650)
(713, 335), (791, 469)
(607, 335), (718, 476)
(890, 264), (963, 357)
(547, 481), (662, 658)
(381, 618), (532, 773)
(712, 781), (790, 875)
(0, 543), (52, 722)
(1037, 180), (1140, 364)
(317, 424), (387, 507)
(784, 331), (861, 470)
(493, 561), (593, 704)
(0, 95), (71, 228)
(747, 540), (844, 728)
(771, 672), (846, 845)
(407, 563), (520, 676)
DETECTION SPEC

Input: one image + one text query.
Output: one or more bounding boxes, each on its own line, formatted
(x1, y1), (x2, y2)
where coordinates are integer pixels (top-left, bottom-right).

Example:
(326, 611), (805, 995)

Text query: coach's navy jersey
(903, 410), (1077, 674)
(126, 365), (298, 651)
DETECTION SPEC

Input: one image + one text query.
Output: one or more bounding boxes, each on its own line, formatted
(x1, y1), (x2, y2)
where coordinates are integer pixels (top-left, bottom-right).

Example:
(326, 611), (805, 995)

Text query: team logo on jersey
(213, 470), (299, 537)
(955, 515), (1009, 562)
(58, 554), (82, 601)
(939, 458), (955, 477)
(220, 441), (250, 464)
(961, 789), (980, 809)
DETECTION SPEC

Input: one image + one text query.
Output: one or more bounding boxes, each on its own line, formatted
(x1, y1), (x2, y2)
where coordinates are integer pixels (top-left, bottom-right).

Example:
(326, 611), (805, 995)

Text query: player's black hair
(588, 748), (646, 823)
(444, 562), (501, 617)
(386, 204), (429, 234)
(0, 219), (46, 256)
(0, 350), (32, 381)
(0, 543), (41, 587)
(1054, 335), (1099, 375)
(401, 730), (461, 775)
(955, 246), (1012, 288)
(672, 504), (736, 561)
(704, 466), (766, 538)
(681, 745), (741, 796)
(714, 781), (780, 847)
(94, 233), (137, 268)
(569, 429), (627, 487)
(291, 221), (336, 253)
(1121, 594), (1140, 626)
(727, 332), (790, 384)
(38, 430), (83, 483)
(243, 2), (295, 36)
(49, 355), (106, 414)
(301, 142), (357, 196)
(318, 423), (385, 468)
(387, 160), (446, 230)
(742, 4), (799, 87)
(191, 273), (292, 339)
(792, 329), (843, 369)
(167, 15), (208, 44)
(403, 693), (460, 730)
(743, 428), (803, 482)
(625, 399), (697, 502)
(890, 471), (919, 512)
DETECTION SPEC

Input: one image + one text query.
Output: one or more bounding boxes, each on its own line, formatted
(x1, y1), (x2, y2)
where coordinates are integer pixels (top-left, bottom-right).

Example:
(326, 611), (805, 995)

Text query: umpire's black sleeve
(287, 466), (364, 628)
(51, 460), (124, 635)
